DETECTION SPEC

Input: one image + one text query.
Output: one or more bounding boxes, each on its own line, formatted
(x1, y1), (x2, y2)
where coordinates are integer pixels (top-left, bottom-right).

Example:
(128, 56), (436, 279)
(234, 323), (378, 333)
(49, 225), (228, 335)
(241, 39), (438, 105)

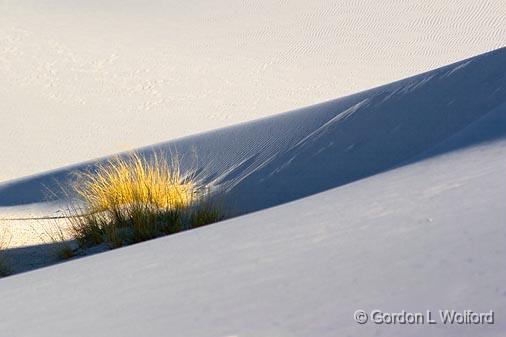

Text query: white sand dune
(0, 46), (505, 336)
(1, 1), (506, 335)
(1, 0), (506, 182)
(1, 48), (505, 215)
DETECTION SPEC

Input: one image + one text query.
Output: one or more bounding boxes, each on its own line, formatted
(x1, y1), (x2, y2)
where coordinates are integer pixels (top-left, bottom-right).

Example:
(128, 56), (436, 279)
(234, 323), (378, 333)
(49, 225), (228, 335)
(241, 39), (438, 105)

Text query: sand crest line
(0, 212), (94, 221)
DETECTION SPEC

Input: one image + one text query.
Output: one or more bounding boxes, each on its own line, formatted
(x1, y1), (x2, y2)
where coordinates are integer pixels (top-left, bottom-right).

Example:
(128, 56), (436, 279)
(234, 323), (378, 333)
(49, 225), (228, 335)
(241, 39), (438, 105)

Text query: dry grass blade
(37, 219), (77, 260)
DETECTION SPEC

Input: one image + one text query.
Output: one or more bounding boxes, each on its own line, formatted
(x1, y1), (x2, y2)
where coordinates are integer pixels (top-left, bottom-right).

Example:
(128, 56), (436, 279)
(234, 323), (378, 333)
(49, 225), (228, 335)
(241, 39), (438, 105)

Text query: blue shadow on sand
(1, 47), (505, 216)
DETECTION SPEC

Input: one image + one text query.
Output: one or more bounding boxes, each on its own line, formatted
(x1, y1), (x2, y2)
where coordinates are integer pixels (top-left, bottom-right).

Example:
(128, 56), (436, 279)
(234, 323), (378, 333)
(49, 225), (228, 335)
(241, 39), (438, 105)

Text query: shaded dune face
(221, 49), (506, 213)
(1, 0), (505, 184)
(0, 48), (505, 215)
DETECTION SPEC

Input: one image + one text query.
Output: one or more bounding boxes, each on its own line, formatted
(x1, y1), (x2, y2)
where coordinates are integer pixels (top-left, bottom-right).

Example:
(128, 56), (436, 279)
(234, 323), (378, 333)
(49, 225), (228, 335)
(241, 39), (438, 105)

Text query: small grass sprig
(0, 226), (12, 277)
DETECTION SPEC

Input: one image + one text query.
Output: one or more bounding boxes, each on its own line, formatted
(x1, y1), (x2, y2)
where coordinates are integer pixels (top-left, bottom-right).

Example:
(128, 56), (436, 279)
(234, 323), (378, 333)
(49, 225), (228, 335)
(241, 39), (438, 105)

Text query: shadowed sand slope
(1, 48), (505, 216)
(0, 40), (505, 337)
(1, 0), (506, 182)
(0, 89), (505, 337)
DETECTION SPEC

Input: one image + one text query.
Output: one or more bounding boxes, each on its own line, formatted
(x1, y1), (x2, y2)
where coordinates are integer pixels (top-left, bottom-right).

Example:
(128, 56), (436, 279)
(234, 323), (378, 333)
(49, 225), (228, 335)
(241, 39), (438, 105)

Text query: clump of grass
(66, 152), (223, 249)
(74, 153), (194, 212)
(190, 203), (224, 228)
(0, 260), (10, 277)
(57, 245), (76, 260)
(0, 226), (12, 277)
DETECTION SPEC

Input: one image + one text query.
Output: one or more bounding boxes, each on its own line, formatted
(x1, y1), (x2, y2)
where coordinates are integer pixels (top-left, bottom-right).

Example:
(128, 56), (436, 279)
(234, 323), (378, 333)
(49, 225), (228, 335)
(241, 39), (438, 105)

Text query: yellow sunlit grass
(74, 153), (195, 213)
(64, 152), (223, 250)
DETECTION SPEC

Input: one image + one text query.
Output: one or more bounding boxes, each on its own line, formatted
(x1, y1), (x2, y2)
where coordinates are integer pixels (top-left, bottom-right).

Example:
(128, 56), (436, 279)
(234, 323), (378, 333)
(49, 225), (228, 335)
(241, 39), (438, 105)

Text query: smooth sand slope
(1, 0), (506, 182)
(0, 48), (505, 336)
(1, 48), (505, 214)
(0, 48), (505, 271)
